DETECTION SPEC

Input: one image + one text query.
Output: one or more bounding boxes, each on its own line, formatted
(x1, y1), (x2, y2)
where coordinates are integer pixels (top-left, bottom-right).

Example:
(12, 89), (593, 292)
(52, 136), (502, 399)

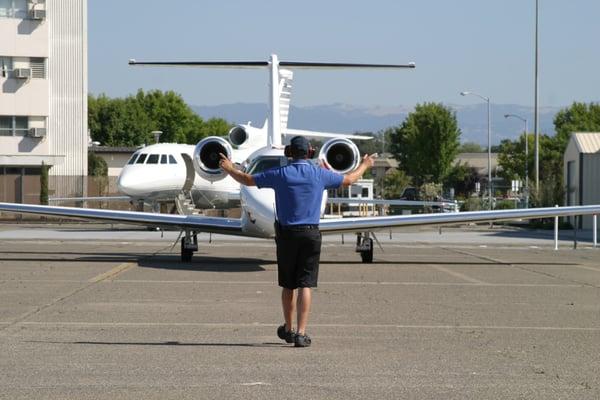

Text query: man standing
(219, 136), (376, 347)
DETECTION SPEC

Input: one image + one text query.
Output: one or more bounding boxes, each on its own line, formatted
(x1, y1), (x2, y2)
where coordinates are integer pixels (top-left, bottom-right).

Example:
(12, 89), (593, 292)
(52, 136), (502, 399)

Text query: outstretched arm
(219, 153), (256, 187)
(342, 153), (377, 187)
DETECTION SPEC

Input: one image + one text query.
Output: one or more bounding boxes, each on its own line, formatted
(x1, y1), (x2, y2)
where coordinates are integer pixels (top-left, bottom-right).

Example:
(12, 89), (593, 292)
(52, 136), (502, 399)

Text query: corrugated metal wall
(582, 154), (600, 229)
(47, 0), (87, 196)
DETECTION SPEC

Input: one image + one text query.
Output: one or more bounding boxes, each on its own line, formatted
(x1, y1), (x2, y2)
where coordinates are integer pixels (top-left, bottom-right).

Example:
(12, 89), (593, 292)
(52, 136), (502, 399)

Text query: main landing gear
(181, 230), (198, 262)
(355, 232), (374, 263)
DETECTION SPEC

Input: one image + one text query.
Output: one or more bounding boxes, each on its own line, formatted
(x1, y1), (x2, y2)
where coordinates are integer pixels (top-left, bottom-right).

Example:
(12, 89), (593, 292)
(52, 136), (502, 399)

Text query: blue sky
(88, 0), (600, 109)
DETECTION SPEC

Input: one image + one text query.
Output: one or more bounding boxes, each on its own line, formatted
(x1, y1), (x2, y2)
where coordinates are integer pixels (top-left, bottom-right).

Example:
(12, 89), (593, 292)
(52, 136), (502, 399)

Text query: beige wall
(98, 153), (132, 177)
(0, 18), (48, 57)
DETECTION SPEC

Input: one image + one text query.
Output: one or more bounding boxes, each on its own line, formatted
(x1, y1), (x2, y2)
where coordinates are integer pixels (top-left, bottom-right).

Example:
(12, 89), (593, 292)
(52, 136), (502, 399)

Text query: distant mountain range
(192, 102), (562, 145)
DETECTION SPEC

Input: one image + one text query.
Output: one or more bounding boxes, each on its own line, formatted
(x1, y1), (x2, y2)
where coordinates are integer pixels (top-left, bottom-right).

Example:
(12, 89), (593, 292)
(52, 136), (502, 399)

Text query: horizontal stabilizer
(279, 61), (415, 69)
(128, 60), (269, 68)
(285, 129), (374, 141)
(129, 59), (415, 70)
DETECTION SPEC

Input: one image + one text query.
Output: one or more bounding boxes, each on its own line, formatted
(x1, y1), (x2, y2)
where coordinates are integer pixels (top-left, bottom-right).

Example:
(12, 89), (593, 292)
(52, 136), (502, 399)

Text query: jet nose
(117, 169), (141, 196)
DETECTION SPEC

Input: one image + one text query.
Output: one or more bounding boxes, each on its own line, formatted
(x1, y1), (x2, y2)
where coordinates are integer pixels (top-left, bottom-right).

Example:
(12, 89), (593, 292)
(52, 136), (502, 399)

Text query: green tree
(458, 141), (485, 153)
(444, 162), (480, 198)
(497, 134), (534, 183)
(388, 103), (461, 185)
(188, 117), (231, 143)
(88, 90), (230, 146)
(88, 152), (109, 197)
(382, 169), (411, 199)
(554, 102), (600, 151)
(40, 162), (49, 205)
(88, 152), (108, 176)
(524, 101), (600, 207)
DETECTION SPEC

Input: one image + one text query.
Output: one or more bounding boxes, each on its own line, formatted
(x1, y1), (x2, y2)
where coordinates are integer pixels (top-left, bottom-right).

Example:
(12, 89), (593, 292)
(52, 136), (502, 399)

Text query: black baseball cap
(290, 136), (310, 156)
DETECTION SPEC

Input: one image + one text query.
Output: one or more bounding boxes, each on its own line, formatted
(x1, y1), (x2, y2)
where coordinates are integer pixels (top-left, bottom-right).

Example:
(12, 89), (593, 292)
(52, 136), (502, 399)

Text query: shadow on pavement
(28, 340), (287, 348)
(138, 255), (270, 272)
(485, 227), (596, 242)
(0, 250), (143, 263)
(319, 259), (578, 266)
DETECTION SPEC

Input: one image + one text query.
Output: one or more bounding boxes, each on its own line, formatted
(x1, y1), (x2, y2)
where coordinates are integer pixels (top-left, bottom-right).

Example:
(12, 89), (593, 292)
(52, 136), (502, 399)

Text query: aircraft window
(136, 154), (148, 164)
(168, 155), (177, 164)
(246, 157), (287, 174)
(160, 154), (168, 164)
(146, 154), (159, 164)
(127, 153), (139, 165)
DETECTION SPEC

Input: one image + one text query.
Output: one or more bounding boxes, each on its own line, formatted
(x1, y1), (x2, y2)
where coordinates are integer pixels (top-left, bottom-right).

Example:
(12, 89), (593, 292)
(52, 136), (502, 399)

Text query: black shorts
(275, 225), (322, 289)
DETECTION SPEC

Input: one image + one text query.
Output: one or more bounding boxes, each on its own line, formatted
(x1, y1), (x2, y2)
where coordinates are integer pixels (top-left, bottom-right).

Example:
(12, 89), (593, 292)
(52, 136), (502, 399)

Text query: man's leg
(281, 288), (296, 331)
(296, 287), (312, 335)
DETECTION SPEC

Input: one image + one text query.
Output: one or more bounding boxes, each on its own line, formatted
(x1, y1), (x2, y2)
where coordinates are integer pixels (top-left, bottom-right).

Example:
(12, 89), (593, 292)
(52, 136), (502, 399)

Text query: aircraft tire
(360, 239), (373, 263)
(181, 239), (193, 262)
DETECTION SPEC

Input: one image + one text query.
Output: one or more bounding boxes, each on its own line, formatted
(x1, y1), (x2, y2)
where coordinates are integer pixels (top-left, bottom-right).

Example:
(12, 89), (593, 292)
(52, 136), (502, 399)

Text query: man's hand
(361, 153), (378, 169)
(342, 153), (378, 187)
(218, 153), (256, 186)
(219, 153), (235, 174)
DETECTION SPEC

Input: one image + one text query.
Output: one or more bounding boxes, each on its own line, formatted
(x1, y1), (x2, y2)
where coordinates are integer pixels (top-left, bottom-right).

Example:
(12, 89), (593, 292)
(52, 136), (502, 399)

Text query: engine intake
(192, 136), (233, 182)
(318, 138), (360, 174)
(228, 123), (265, 149)
(228, 126), (248, 146)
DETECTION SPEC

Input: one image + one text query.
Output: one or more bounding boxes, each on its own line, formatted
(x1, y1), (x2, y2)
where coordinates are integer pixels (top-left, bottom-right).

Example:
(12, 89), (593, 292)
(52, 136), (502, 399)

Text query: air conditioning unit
(28, 127), (47, 138)
(30, 9), (46, 20)
(14, 68), (32, 79)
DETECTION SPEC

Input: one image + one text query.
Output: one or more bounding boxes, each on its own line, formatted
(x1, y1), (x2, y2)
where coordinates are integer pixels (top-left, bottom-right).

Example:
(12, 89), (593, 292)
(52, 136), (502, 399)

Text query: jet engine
(318, 137), (361, 174)
(192, 136), (233, 182)
(228, 124), (265, 149)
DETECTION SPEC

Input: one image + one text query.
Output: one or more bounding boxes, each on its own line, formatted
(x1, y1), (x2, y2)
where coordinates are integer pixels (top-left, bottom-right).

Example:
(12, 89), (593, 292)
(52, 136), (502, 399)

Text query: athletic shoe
(277, 324), (295, 343)
(294, 333), (311, 348)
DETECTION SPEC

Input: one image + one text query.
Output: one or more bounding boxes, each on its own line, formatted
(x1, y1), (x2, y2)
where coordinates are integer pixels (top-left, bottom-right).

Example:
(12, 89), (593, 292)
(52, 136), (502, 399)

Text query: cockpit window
(160, 154), (168, 164)
(136, 154), (148, 164)
(127, 153), (139, 165)
(168, 155), (177, 164)
(246, 156), (287, 174)
(147, 154), (159, 164)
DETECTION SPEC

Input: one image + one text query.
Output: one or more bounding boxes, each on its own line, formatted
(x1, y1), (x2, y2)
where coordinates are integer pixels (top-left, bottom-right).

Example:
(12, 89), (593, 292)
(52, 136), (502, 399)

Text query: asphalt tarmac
(0, 223), (599, 399)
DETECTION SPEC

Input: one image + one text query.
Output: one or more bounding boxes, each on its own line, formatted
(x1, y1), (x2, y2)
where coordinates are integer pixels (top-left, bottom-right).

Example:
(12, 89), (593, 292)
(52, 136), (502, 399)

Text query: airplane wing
(49, 196), (132, 203)
(318, 205), (600, 234)
(327, 197), (458, 209)
(284, 129), (374, 141)
(0, 202), (244, 236)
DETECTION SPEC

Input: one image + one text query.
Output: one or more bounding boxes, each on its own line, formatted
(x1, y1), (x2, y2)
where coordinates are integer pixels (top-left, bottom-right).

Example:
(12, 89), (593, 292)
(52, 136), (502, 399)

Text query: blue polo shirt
(253, 160), (344, 226)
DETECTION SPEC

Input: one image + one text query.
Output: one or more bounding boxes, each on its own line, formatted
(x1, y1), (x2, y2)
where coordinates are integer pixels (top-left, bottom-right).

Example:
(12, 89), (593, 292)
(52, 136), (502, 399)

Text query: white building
(0, 0), (87, 203)
(563, 132), (600, 229)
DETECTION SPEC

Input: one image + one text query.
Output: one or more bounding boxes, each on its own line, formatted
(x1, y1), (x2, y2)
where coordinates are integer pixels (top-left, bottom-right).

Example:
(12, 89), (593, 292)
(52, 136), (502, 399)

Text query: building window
(0, 57), (47, 79)
(0, 56), (12, 78)
(0, 115), (30, 136)
(0, 0), (27, 19)
(30, 58), (45, 79)
(0, 116), (12, 136)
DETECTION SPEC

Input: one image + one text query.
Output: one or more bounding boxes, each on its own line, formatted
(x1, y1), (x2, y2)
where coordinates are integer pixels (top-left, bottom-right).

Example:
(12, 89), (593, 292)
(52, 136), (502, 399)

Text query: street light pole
(534, 0), (540, 194)
(504, 114), (529, 208)
(461, 91), (492, 210)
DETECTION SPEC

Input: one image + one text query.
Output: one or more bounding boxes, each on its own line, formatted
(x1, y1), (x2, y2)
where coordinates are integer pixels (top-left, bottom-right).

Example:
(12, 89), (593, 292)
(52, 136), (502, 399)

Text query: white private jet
(116, 142), (247, 210)
(115, 66), (372, 212)
(2, 54), (600, 262)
